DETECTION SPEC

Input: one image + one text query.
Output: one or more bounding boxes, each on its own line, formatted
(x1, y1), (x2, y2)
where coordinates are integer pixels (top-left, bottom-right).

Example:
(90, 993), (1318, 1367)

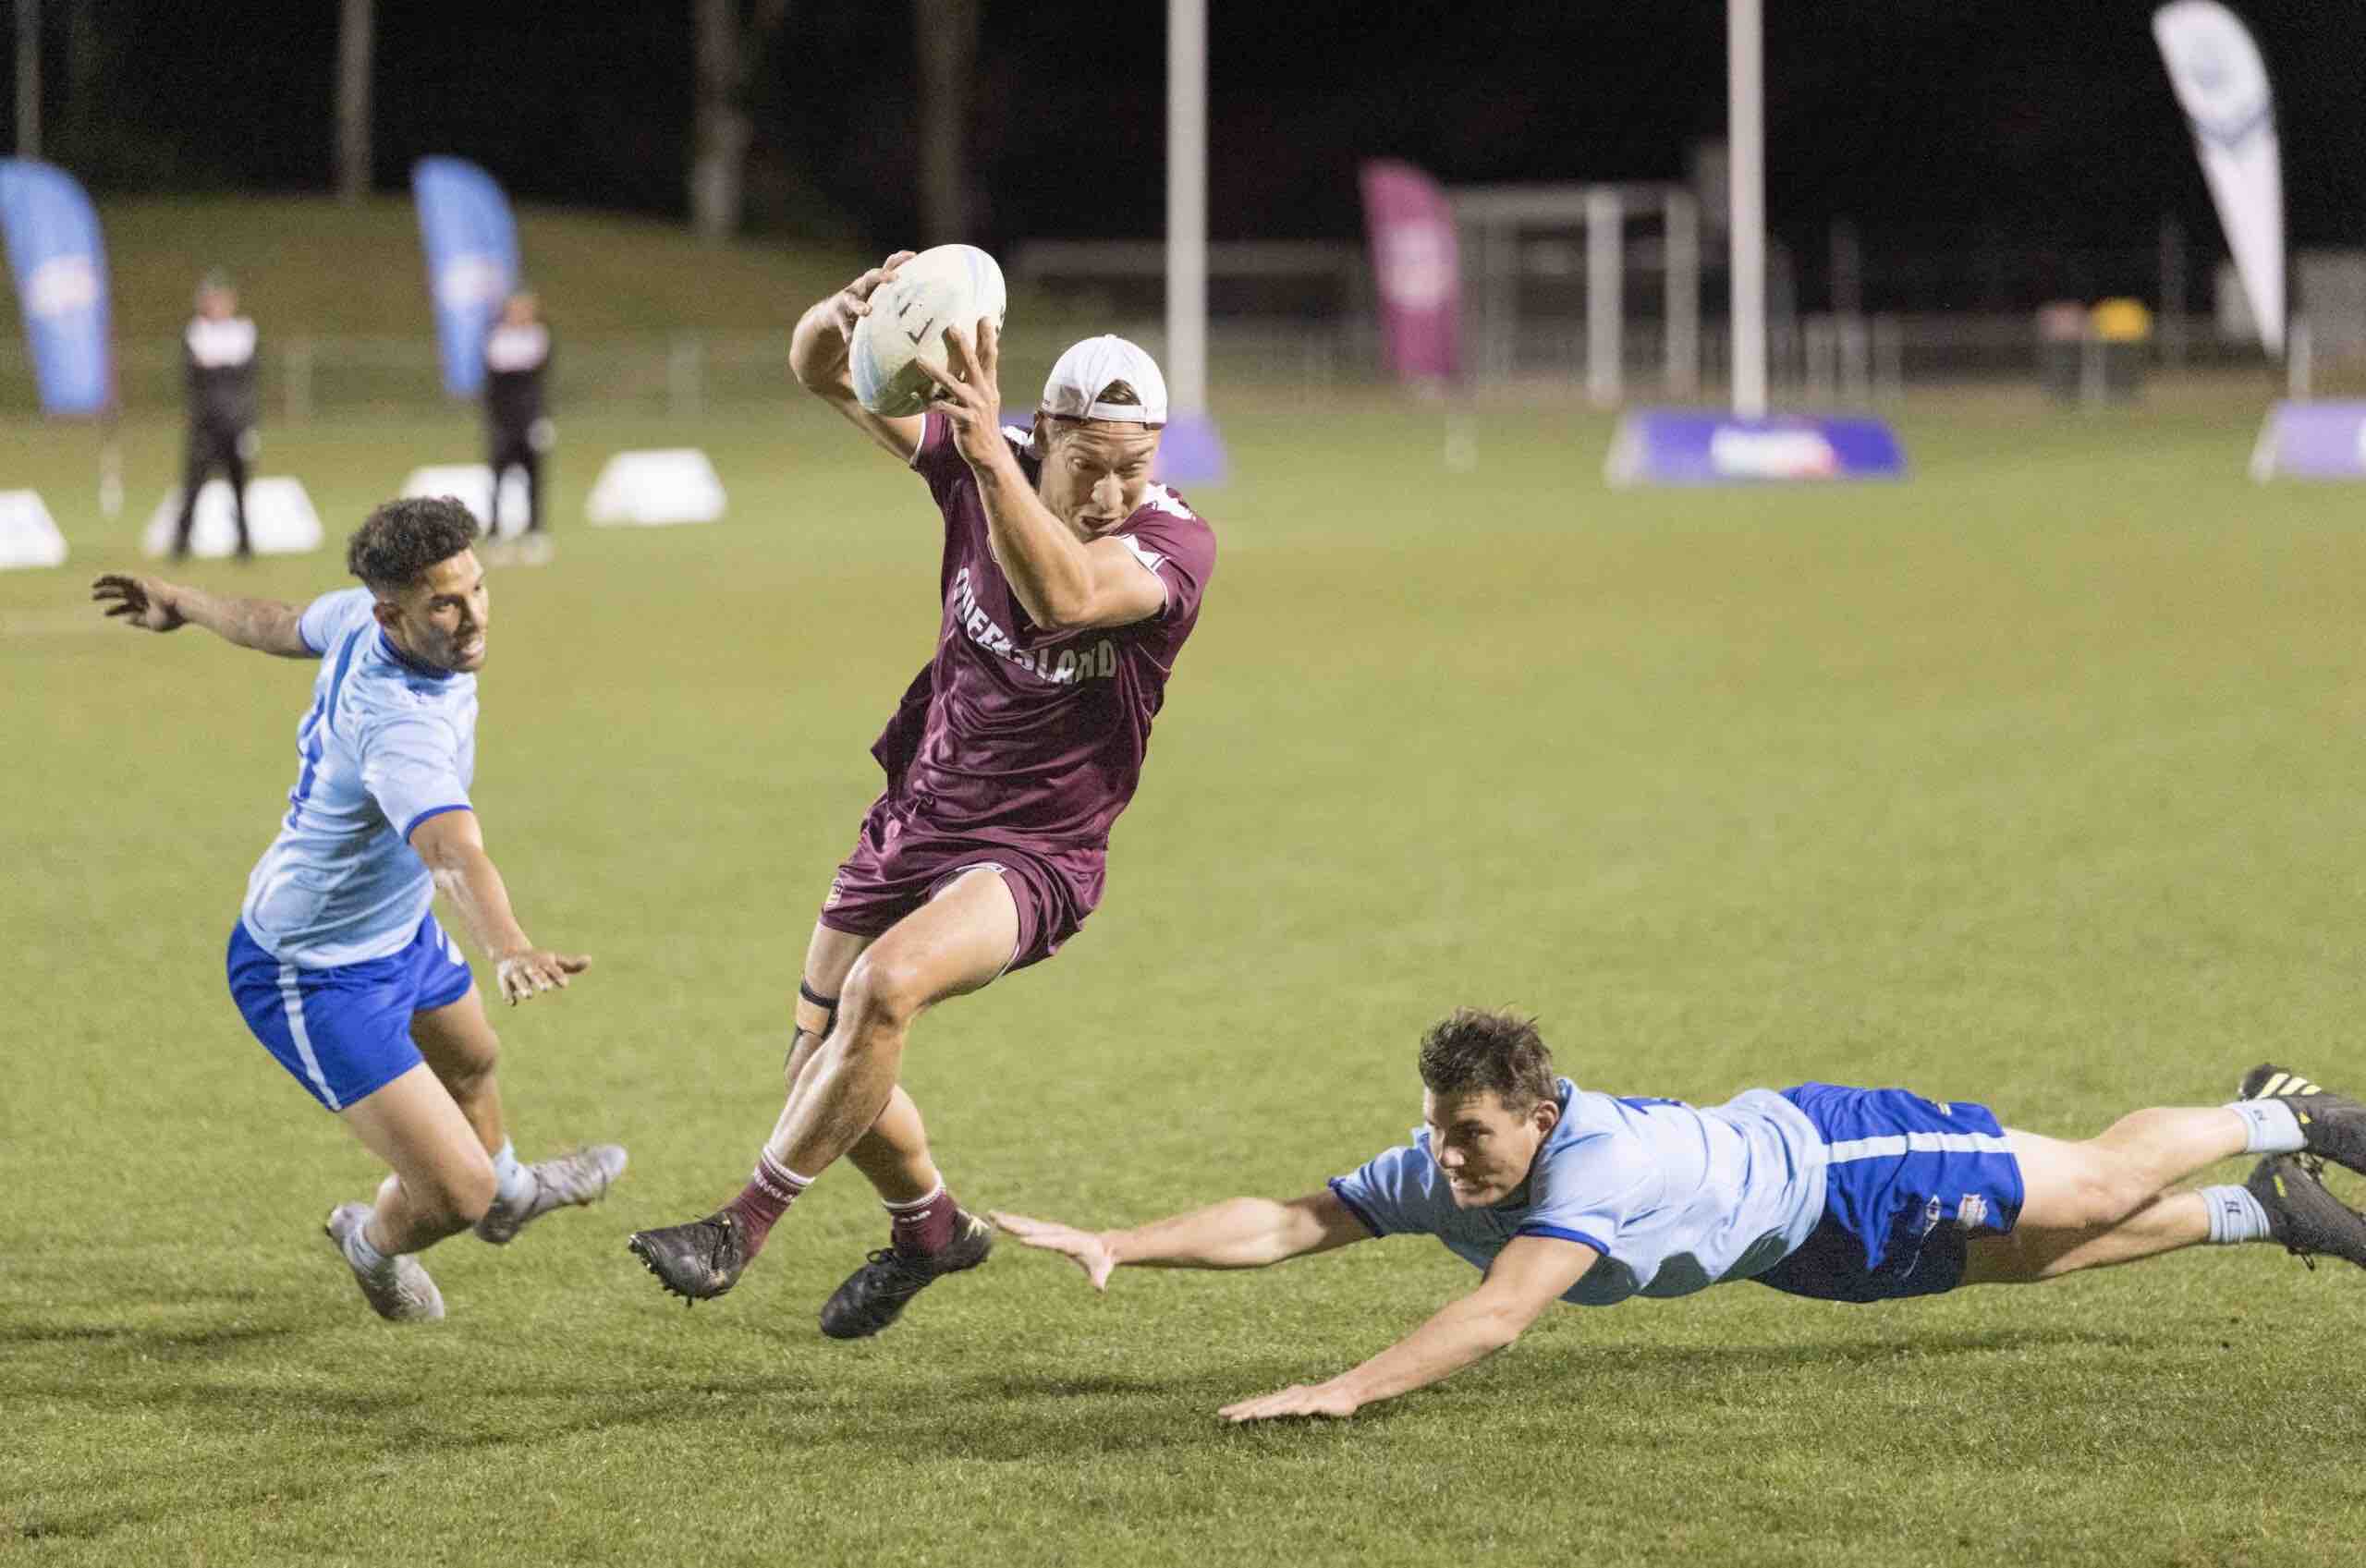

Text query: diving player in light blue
(90, 496), (625, 1324)
(995, 1009), (2366, 1423)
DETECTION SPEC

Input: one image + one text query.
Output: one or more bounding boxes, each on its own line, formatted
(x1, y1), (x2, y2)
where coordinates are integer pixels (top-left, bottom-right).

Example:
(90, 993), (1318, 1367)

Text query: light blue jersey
(238, 588), (477, 968)
(1329, 1078), (1831, 1306)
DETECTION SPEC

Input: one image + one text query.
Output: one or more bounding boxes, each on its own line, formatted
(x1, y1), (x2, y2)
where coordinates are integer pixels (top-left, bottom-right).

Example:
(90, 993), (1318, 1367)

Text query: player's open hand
(91, 574), (185, 633)
(912, 319), (1005, 469)
(494, 948), (592, 1005)
(828, 250), (918, 342)
(990, 1210), (1118, 1291)
(1218, 1382), (1361, 1424)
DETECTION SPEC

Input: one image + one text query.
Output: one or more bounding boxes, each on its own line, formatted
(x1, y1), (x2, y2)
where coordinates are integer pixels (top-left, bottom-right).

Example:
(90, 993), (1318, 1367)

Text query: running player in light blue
(995, 1008), (2366, 1423)
(90, 496), (625, 1323)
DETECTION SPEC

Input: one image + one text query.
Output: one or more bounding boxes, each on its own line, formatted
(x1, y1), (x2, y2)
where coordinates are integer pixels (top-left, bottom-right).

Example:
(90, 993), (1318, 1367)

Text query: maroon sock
(723, 1151), (808, 1258)
(886, 1184), (958, 1258)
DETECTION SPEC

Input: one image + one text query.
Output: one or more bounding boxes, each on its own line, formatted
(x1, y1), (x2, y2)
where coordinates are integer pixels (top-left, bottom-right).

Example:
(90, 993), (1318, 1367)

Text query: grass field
(6, 377), (2366, 1566)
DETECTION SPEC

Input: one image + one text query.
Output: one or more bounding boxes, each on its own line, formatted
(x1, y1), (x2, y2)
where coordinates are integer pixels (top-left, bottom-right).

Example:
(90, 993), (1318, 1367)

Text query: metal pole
(669, 332), (702, 420)
(2158, 213), (2187, 369)
(1665, 190), (1699, 396)
(1728, 0), (1766, 417)
(287, 336), (314, 422)
(1165, 0), (1207, 416)
(17, 0), (41, 161)
(1586, 187), (1622, 407)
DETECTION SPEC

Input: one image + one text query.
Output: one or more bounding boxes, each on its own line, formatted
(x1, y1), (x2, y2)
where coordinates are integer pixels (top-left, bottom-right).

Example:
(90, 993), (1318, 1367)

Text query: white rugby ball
(850, 244), (1008, 418)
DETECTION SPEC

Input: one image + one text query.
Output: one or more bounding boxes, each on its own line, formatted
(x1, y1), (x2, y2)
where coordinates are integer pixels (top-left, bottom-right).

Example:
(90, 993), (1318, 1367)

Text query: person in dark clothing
(173, 273), (261, 559)
(482, 291), (554, 563)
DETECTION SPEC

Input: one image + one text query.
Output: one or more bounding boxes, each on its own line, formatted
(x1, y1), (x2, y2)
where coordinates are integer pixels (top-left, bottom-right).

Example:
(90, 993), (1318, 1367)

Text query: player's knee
(2068, 1154), (2153, 1227)
(440, 1041), (500, 1098)
(841, 951), (930, 1033)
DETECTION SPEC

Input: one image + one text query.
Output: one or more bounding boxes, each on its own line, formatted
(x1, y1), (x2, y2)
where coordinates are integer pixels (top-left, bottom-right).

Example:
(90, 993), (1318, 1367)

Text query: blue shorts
(1754, 1083), (2026, 1305)
(226, 914), (476, 1111)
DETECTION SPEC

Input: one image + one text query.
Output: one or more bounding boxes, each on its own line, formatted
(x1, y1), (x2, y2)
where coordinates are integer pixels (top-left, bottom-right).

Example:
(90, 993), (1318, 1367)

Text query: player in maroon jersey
(629, 255), (1216, 1336)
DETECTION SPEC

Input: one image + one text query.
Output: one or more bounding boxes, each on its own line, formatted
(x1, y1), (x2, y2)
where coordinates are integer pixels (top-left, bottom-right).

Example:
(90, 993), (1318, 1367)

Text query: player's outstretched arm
(409, 808), (591, 1006)
(788, 250), (926, 464)
(90, 575), (311, 657)
(1218, 1234), (1597, 1425)
(993, 1189), (1371, 1291)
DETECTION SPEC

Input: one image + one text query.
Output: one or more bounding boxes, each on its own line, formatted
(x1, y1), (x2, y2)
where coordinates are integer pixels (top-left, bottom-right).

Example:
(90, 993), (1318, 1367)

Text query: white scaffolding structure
(1451, 182), (1704, 405)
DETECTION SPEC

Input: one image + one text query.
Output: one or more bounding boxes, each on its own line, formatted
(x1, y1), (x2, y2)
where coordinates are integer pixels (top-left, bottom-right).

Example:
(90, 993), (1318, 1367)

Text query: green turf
(6, 378), (2365, 1565)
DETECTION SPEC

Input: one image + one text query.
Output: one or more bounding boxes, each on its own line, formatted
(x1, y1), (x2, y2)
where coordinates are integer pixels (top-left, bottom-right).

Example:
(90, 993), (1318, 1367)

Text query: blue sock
(2226, 1099), (2304, 1154)
(2201, 1185), (2274, 1245)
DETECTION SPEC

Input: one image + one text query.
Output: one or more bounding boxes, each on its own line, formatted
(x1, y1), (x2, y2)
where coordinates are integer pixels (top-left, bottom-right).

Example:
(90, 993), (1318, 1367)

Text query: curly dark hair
(345, 496), (480, 592)
(1418, 1007), (1558, 1111)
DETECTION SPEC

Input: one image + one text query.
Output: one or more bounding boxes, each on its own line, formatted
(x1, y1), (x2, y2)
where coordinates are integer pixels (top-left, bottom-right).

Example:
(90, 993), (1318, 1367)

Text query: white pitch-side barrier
(0, 491), (69, 570)
(586, 449), (726, 527)
(400, 465), (534, 540)
(141, 478), (323, 558)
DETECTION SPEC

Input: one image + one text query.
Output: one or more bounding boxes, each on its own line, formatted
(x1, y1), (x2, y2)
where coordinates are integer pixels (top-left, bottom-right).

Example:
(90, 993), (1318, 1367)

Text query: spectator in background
(173, 272), (260, 560)
(483, 291), (555, 565)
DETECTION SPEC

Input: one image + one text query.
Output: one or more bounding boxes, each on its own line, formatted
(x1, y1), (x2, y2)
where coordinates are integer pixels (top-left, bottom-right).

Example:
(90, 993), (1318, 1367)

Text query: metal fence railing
(0, 315), (2296, 423)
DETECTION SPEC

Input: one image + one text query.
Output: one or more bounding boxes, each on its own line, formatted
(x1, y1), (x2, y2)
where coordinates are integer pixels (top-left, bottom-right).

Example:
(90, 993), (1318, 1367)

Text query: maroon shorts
(817, 797), (1104, 975)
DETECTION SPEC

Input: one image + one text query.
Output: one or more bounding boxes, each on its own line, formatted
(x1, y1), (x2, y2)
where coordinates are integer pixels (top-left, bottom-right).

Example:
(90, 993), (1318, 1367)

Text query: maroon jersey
(865, 412), (1216, 857)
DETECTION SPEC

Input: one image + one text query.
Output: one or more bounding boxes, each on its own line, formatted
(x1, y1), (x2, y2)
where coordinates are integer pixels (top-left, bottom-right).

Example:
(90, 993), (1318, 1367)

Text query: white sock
(881, 1182), (945, 1213)
(492, 1139), (534, 1209)
(2226, 1099), (2305, 1154)
(342, 1218), (395, 1276)
(2201, 1185), (2274, 1245)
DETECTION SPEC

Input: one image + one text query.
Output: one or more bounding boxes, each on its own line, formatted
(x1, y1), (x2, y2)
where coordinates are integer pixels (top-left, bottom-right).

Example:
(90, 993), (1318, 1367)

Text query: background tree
(690, 0), (790, 242)
(914, 0), (978, 245)
(335, 0), (372, 203)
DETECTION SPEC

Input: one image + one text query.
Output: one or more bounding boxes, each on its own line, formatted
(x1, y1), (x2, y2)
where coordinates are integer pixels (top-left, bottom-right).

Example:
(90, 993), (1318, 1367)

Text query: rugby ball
(849, 244), (1007, 418)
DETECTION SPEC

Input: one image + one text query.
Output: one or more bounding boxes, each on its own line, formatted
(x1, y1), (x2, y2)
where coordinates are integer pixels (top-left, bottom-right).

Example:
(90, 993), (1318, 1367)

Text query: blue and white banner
(2153, 2), (2283, 356)
(1605, 410), (1906, 487)
(410, 157), (519, 398)
(0, 159), (113, 418)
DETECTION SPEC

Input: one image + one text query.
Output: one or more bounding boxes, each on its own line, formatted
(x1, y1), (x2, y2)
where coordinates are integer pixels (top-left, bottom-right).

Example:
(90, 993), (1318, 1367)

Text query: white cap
(1040, 334), (1168, 428)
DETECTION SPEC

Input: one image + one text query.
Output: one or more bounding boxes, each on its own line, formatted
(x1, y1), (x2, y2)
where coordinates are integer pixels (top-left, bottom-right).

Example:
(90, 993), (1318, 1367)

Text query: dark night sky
(10, 2), (2365, 275)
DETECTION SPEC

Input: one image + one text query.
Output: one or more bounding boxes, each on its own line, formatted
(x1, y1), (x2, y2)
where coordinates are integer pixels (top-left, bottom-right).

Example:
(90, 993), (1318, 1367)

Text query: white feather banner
(2154, 1), (2284, 355)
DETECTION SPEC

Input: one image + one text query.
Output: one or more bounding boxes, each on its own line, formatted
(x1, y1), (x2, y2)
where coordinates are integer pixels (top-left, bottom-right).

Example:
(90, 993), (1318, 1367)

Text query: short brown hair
(1418, 1008), (1557, 1111)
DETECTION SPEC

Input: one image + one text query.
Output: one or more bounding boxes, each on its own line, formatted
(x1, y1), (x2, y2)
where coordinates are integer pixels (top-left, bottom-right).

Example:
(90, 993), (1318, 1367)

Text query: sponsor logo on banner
(436, 254), (510, 313)
(26, 255), (100, 319)
(1709, 427), (1839, 480)
(2158, 6), (2270, 147)
(1375, 225), (1456, 312)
